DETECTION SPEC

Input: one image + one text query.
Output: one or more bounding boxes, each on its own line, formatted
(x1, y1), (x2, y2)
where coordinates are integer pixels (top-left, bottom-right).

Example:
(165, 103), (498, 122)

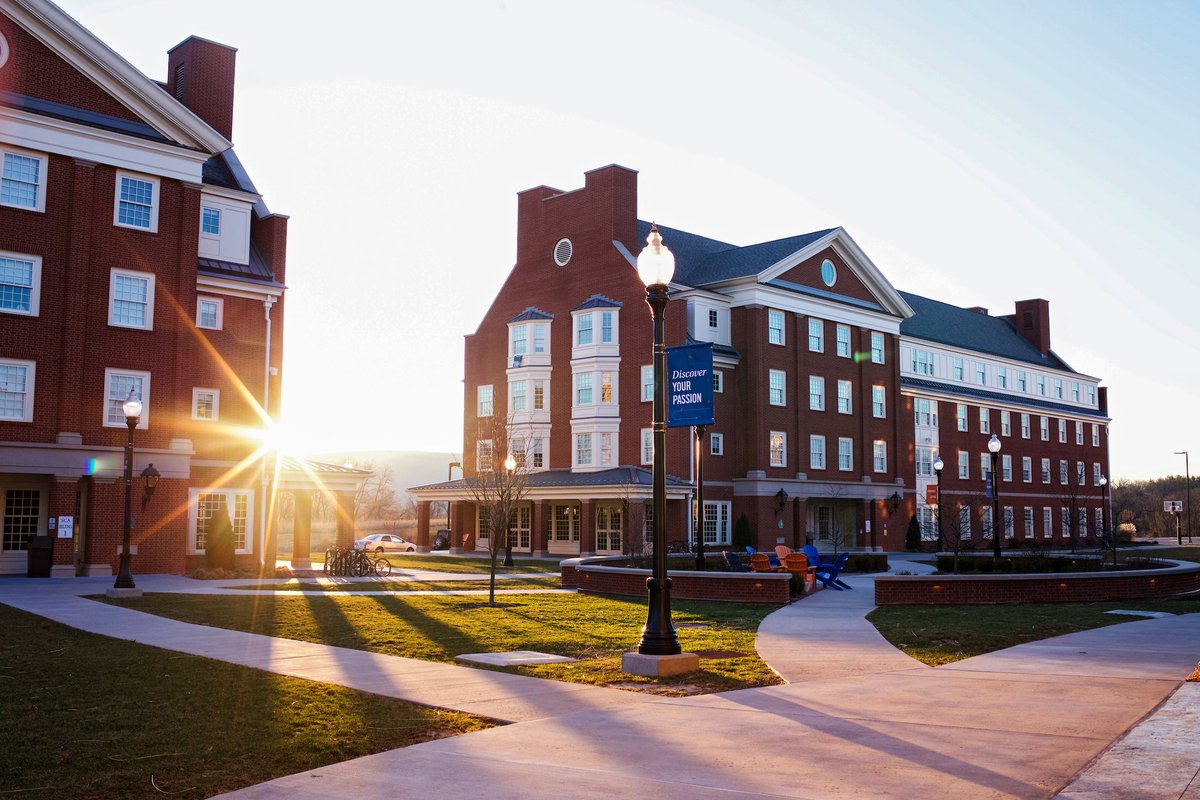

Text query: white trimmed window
(1093, 462), (1102, 486)
(510, 381), (526, 412)
(191, 387), (219, 421)
(1075, 421), (1084, 445)
(997, 367), (1008, 389)
(1017, 371), (1027, 392)
(916, 447), (933, 477)
(1072, 382), (1080, 402)
(1037, 375), (1046, 395)
(702, 501), (731, 545)
(871, 332), (885, 364)
(189, 489), (252, 555)
(809, 435), (825, 470)
(1000, 410), (1011, 436)
(476, 439), (493, 471)
(982, 452), (991, 477)
(201, 206), (221, 235)
(956, 403), (968, 431)
(713, 370), (724, 393)
(710, 433), (723, 456)
(103, 368), (150, 429)
(1062, 507), (1071, 536)
(1060, 459), (1068, 484)
(872, 385), (885, 418)
(575, 433), (593, 467)
(708, 309), (718, 328)
(1041, 458), (1051, 483)
(982, 506), (994, 538)
(769, 369), (786, 406)
(533, 323), (546, 354)
(576, 313), (593, 346)
(976, 362), (987, 384)
(1040, 416), (1049, 441)
(809, 376), (824, 411)
(1021, 413), (1030, 438)
(768, 309), (784, 345)
(837, 380), (852, 414)
(114, 172), (159, 232)
(1001, 454), (1012, 481)
(911, 349), (934, 376)
(1087, 385), (1096, 405)
(1079, 508), (1088, 537)
(533, 380), (546, 411)
(600, 311), (614, 344)
(1077, 461), (1086, 486)
(641, 365), (653, 402)
(196, 296), (223, 330)
(960, 506), (972, 539)
(838, 437), (853, 471)
(957, 450), (969, 480)
(530, 438), (545, 469)
(915, 398), (936, 427)
(836, 324), (851, 357)
(600, 371), (614, 404)
(599, 432), (613, 466)
(1022, 456), (1032, 483)
(575, 372), (592, 405)
(979, 407), (990, 434)
(1058, 418), (1067, 443)
(1004, 507), (1014, 538)
(108, 269), (155, 329)
(1096, 507), (1104, 534)
(477, 385), (493, 417)
(1054, 378), (1064, 399)
(952, 357), (964, 381)
(1, 148), (48, 212)
(873, 440), (887, 473)
(1092, 424), (1100, 447)
(808, 318), (823, 352)
(0, 251), (41, 316)
(770, 431), (787, 468)
(0, 359), (35, 422)
(512, 325), (527, 358)
(1043, 507), (1053, 538)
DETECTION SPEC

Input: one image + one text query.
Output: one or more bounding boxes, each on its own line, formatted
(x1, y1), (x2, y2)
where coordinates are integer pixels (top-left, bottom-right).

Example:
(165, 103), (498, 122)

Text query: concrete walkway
(2, 562), (1197, 799)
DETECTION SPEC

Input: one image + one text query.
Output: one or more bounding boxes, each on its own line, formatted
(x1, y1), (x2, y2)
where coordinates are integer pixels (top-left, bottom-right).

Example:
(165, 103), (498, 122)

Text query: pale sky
(60, 0), (1199, 480)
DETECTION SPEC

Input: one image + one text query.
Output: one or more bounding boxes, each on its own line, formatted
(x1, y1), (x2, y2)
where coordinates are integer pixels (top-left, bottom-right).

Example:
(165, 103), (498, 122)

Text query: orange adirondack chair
(749, 552), (784, 572)
(783, 552), (816, 593)
(774, 545), (792, 561)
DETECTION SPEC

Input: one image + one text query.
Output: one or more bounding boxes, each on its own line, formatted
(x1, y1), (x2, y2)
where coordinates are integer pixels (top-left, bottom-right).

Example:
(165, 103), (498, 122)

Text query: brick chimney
(1008, 298), (1051, 355)
(515, 165), (638, 265)
(167, 36), (237, 142)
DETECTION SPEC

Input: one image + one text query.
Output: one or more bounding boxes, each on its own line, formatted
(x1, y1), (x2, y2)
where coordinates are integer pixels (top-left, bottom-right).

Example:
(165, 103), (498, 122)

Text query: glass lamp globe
(933, 457), (944, 472)
(636, 224), (675, 288)
(504, 454), (517, 472)
(122, 395), (143, 421)
(987, 434), (1001, 454)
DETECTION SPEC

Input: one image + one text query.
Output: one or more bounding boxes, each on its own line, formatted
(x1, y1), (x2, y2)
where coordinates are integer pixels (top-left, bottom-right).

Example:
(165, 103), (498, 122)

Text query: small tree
(904, 513), (921, 552)
(205, 499), (236, 571)
(463, 415), (532, 606)
(732, 513), (753, 551)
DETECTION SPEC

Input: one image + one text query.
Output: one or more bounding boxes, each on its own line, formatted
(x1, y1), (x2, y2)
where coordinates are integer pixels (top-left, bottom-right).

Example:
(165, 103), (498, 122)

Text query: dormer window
(709, 309), (718, 328)
(201, 207), (221, 235)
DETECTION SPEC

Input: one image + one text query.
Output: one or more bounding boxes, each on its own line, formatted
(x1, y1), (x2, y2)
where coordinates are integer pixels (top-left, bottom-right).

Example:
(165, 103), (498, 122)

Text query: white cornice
(4, 0), (230, 153)
(724, 283), (904, 334)
(1, 106), (207, 181)
(200, 183), (260, 205)
(899, 334), (1102, 386)
(196, 274), (283, 301)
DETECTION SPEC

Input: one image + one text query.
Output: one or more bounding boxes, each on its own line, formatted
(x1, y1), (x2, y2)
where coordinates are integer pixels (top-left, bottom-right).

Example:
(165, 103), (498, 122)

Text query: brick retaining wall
(561, 557), (791, 605)
(875, 560), (1200, 605)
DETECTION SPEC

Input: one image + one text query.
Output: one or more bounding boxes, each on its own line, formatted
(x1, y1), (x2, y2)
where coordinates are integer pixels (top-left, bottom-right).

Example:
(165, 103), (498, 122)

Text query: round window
(553, 238), (573, 267)
(0, 32), (9, 70)
(820, 258), (837, 287)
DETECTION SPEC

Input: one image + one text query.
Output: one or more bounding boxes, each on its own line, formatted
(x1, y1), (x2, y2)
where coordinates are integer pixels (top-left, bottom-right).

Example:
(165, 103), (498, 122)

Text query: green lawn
(104, 593), (780, 695)
(0, 604), (491, 800)
(868, 594), (1200, 667)
(228, 576), (563, 592)
(1129, 546), (1200, 563)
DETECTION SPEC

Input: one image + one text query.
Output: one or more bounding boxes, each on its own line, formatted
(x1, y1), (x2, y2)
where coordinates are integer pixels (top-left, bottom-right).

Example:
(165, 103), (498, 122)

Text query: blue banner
(666, 343), (715, 428)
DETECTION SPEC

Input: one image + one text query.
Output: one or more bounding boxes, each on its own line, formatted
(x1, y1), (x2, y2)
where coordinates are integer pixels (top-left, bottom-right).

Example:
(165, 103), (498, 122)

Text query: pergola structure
(269, 457), (371, 569)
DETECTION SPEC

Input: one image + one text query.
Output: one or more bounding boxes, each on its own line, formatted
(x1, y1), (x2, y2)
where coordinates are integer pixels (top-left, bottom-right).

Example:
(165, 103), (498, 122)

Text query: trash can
(434, 530), (450, 550)
(26, 535), (54, 578)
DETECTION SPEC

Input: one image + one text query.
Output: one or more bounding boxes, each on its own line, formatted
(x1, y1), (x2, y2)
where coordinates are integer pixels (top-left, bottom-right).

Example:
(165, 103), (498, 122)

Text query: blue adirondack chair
(746, 545), (779, 568)
(811, 551), (853, 591)
(802, 544), (831, 567)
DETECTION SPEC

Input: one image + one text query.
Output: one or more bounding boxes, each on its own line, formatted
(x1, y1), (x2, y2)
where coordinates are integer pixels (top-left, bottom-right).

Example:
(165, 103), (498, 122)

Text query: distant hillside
(309, 450), (462, 498)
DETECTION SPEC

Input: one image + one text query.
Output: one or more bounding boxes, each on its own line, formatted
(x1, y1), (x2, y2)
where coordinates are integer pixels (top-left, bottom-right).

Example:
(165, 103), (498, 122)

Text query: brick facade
(0, 3), (286, 577)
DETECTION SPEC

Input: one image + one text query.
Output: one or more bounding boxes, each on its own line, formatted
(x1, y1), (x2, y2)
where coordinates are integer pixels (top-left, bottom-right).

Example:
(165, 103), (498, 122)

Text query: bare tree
(1055, 461), (1089, 553)
(350, 461), (399, 522)
(943, 491), (986, 573)
(462, 414), (534, 606)
(819, 486), (855, 559)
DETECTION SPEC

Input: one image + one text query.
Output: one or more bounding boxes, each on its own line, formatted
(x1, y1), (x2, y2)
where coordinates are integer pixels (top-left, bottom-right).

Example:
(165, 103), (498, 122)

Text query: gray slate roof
(900, 377), (1105, 418)
(0, 89), (167, 142)
(413, 466), (690, 492)
(509, 307), (554, 323)
(574, 294), (623, 310)
(636, 219), (838, 287)
(898, 291), (1071, 372)
(198, 240), (281, 286)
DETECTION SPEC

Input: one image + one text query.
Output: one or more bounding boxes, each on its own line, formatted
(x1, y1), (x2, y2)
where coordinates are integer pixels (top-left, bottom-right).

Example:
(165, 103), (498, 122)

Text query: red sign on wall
(926, 485), (939, 506)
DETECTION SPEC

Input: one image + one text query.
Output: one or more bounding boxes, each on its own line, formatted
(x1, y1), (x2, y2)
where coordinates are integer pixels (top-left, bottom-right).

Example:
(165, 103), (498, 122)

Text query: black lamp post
(114, 392), (142, 590)
(933, 456), (944, 552)
(502, 453), (516, 567)
(694, 425), (707, 571)
(636, 224), (682, 657)
(1175, 451), (1191, 544)
(988, 433), (1002, 560)
(1099, 475), (1110, 547)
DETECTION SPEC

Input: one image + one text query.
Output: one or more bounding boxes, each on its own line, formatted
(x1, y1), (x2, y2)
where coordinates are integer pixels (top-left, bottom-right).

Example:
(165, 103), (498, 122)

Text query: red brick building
(412, 165), (1112, 555)
(0, 0), (291, 575)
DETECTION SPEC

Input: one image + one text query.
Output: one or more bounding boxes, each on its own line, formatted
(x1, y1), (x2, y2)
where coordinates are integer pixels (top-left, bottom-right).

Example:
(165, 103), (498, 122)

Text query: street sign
(1164, 500), (1183, 513)
(665, 343), (714, 428)
(925, 485), (939, 506)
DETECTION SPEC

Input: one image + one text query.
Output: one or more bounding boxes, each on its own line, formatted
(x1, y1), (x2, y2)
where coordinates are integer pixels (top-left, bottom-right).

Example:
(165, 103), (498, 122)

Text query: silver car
(354, 533), (417, 553)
